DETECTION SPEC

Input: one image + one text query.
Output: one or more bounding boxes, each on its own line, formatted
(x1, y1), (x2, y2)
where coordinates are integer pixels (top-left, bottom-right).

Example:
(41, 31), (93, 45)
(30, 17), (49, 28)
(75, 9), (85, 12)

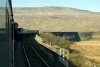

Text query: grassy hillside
(13, 7), (100, 32)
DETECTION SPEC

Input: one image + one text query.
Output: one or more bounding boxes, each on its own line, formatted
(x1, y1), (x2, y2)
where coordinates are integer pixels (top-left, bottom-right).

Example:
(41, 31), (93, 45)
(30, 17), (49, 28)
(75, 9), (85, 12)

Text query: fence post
(63, 48), (65, 58)
(60, 48), (62, 56)
(67, 50), (69, 60)
(94, 64), (96, 67)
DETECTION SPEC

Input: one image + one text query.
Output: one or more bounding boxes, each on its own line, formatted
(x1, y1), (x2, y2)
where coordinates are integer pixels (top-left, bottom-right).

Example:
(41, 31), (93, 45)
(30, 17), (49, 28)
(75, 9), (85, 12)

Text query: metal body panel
(0, 0), (13, 67)
(0, 0), (8, 67)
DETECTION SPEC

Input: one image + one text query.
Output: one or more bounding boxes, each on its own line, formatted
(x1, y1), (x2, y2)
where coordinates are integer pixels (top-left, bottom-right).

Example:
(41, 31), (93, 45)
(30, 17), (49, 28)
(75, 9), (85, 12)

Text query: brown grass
(70, 40), (100, 63)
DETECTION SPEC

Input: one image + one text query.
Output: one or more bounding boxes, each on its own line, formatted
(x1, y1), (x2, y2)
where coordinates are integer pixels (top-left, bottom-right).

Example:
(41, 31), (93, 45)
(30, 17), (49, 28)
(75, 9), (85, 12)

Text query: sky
(12, 0), (100, 12)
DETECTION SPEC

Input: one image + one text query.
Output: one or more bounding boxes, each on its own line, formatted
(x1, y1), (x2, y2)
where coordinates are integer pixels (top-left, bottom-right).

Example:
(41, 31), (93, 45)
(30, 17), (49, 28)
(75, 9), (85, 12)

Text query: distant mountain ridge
(13, 7), (100, 15)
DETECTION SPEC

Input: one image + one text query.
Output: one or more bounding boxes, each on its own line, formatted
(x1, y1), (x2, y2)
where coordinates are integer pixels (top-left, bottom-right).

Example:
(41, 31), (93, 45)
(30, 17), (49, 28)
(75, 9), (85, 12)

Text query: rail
(22, 36), (50, 67)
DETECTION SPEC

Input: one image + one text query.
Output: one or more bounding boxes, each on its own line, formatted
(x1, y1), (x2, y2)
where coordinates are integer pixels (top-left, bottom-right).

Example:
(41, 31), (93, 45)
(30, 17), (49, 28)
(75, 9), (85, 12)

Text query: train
(0, 0), (14, 67)
(0, 0), (39, 67)
(23, 29), (39, 35)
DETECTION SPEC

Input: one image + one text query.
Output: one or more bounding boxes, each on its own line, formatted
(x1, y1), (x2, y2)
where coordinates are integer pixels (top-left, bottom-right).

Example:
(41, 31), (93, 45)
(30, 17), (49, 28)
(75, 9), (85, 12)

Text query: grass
(69, 54), (91, 67)
(70, 35), (100, 64)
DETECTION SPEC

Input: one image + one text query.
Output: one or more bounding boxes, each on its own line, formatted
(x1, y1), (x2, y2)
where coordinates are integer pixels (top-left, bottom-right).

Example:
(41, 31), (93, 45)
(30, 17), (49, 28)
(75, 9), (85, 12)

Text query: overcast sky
(12, 0), (100, 12)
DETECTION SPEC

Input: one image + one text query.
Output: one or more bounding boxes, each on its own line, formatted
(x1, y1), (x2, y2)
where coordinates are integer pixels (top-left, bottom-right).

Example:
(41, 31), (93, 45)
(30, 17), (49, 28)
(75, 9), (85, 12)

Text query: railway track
(22, 36), (49, 67)
(22, 35), (65, 67)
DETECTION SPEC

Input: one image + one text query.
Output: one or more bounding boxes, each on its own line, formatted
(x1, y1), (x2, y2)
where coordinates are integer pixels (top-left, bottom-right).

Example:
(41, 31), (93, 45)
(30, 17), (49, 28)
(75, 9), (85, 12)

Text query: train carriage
(0, 0), (14, 67)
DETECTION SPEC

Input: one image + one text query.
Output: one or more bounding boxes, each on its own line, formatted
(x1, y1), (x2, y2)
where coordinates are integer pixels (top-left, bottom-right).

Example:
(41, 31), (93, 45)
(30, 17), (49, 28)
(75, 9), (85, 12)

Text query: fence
(55, 48), (69, 60)
(55, 48), (69, 67)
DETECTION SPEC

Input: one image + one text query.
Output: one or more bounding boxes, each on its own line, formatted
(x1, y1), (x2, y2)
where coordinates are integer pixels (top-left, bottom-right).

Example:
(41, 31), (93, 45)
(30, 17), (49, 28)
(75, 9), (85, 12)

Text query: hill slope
(13, 7), (100, 14)
(13, 7), (100, 32)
